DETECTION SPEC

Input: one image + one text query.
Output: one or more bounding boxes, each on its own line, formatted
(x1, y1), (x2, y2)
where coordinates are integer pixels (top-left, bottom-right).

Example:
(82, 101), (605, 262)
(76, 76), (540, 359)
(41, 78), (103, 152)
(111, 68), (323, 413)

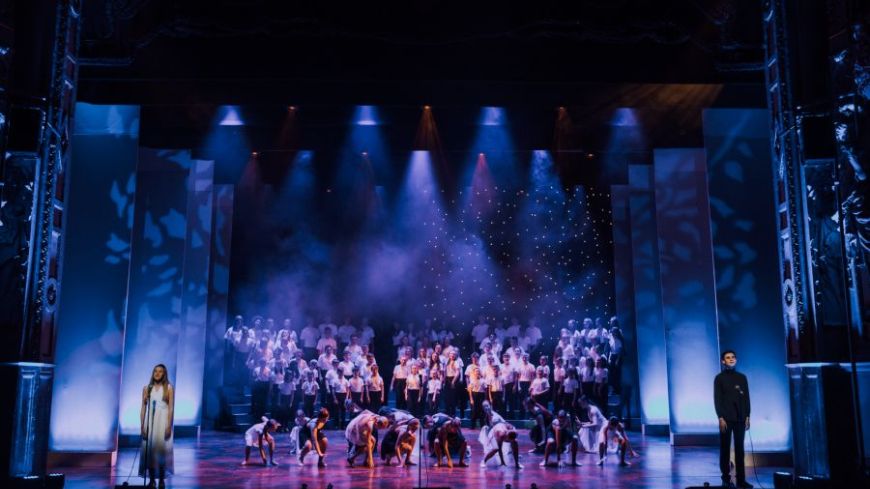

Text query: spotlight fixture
(251, 151), (259, 157)
(288, 106), (296, 112)
(423, 105), (431, 110)
(362, 151), (368, 157)
(586, 152), (595, 159)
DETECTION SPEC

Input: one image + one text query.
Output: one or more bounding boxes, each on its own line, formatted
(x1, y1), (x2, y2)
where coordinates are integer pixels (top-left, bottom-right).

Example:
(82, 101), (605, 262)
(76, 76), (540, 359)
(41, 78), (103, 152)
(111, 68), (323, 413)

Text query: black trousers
(518, 382), (531, 417)
(490, 392), (504, 415)
(719, 420), (746, 483)
(407, 389), (421, 416)
(444, 377), (456, 416)
(368, 391), (382, 413)
(504, 383), (516, 418)
(334, 393), (347, 429)
(470, 392), (486, 428)
(394, 379), (407, 410)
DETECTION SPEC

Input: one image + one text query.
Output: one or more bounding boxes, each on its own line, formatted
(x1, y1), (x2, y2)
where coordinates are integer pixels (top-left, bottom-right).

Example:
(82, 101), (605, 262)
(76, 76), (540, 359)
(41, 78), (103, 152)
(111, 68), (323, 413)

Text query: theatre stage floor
(60, 429), (785, 489)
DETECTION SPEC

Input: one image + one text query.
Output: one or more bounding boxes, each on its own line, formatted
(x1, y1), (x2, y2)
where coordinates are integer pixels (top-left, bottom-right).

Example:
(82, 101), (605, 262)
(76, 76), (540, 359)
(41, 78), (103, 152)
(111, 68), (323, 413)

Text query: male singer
(714, 350), (752, 489)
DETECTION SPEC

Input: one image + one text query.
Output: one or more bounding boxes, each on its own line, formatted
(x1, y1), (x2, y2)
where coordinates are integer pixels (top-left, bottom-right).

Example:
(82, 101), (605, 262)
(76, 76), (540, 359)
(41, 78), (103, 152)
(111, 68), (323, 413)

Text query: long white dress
(139, 385), (174, 476)
(579, 405), (606, 453)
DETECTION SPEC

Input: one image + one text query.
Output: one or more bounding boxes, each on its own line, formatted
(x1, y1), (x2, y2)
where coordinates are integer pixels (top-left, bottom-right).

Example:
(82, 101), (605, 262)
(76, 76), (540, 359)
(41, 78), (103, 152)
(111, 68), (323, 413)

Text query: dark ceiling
(77, 0), (766, 106)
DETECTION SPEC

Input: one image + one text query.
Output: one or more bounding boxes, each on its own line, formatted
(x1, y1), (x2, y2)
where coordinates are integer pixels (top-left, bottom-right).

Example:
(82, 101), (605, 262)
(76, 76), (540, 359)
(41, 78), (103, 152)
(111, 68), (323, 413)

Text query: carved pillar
(763, 0), (869, 484)
(0, 0), (80, 485)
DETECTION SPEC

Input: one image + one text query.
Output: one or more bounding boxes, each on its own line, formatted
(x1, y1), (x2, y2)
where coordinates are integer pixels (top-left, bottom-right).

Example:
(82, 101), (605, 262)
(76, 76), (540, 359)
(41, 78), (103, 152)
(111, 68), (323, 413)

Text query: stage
(60, 429), (784, 489)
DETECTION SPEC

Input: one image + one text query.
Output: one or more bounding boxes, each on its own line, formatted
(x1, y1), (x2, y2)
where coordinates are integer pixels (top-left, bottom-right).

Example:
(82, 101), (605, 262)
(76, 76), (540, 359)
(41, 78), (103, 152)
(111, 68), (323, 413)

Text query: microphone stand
(142, 390), (156, 487)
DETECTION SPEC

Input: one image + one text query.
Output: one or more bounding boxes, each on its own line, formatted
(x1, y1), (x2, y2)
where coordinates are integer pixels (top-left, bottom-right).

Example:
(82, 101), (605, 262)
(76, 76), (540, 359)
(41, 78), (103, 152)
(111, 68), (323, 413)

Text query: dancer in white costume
(345, 410), (389, 468)
(577, 396), (607, 453)
(477, 401), (521, 469)
(139, 364), (174, 488)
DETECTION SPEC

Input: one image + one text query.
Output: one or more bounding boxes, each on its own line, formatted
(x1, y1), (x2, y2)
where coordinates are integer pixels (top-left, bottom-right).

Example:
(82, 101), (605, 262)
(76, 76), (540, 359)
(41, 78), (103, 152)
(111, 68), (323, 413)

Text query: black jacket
(714, 369), (750, 422)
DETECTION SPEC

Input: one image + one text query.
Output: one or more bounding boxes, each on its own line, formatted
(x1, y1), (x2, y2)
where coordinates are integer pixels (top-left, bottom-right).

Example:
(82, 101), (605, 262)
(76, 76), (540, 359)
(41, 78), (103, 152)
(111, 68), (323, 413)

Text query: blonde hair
(148, 364), (172, 403)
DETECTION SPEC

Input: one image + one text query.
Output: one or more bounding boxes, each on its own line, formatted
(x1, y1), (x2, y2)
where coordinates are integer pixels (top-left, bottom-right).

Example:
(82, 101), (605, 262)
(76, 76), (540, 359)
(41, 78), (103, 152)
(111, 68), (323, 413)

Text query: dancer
(242, 417), (280, 466)
(541, 410), (580, 467)
(288, 410), (308, 455)
(597, 416), (636, 467)
(431, 416), (468, 468)
(345, 410), (390, 469)
(382, 419), (421, 467)
(577, 396), (606, 453)
(479, 421), (521, 469)
(139, 364), (174, 488)
(524, 397), (554, 455)
(298, 408), (330, 467)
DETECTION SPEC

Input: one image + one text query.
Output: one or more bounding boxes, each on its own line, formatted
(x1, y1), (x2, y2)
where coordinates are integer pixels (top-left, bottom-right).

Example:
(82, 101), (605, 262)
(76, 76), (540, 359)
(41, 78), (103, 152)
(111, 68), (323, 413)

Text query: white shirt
(316, 337), (337, 353)
(331, 376), (349, 395)
(338, 360), (355, 377)
(302, 380), (319, 396)
(553, 366), (566, 383)
(349, 376), (366, 393)
(525, 326), (543, 346)
(593, 367), (608, 384)
(530, 377), (550, 396)
(562, 378), (579, 394)
(359, 326), (375, 346)
(471, 323), (490, 343)
(505, 324), (521, 338)
(518, 362), (536, 382)
(393, 364), (409, 380)
(405, 374), (422, 390)
(427, 379), (442, 397)
(337, 324), (357, 344)
(317, 353), (337, 371)
(300, 327), (320, 348)
(367, 375), (384, 392)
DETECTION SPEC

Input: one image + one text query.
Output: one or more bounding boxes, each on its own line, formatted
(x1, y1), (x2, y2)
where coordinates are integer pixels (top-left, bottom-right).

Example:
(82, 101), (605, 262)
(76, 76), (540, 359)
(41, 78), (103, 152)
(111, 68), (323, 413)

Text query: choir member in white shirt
(299, 319), (321, 359)
(405, 364), (424, 417)
(344, 334), (364, 363)
(517, 353), (537, 417)
(593, 357), (609, 409)
(426, 369), (443, 414)
(500, 352), (518, 418)
(444, 351), (463, 416)
(316, 327), (337, 356)
(529, 367), (550, 407)
(337, 351), (355, 379)
(560, 368), (581, 415)
(318, 316), (337, 338)
(471, 315), (491, 345)
(365, 364), (385, 412)
(301, 371), (319, 418)
(525, 318), (543, 352)
(488, 364), (505, 414)
(337, 317), (357, 346)
(348, 367), (367, 411)
(329, 364), (350, 429)
(391, 356), (410, 410)
(358, 317), (375, 348)
(552, 357), (567, 411)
